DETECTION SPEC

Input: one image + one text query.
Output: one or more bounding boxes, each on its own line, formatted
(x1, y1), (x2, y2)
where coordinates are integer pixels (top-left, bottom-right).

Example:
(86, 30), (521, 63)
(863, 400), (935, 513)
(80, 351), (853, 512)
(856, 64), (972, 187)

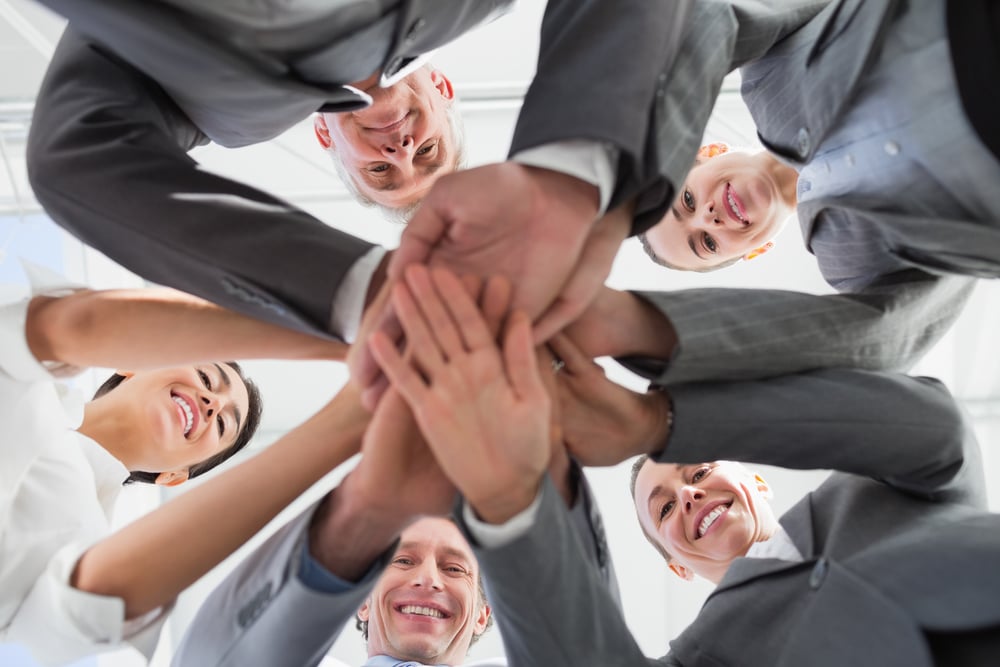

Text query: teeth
(727, 188), (747, 223)
(698, 505), (728, 538)
(172, 395), (194, 435)
(399, 605), (445, 618)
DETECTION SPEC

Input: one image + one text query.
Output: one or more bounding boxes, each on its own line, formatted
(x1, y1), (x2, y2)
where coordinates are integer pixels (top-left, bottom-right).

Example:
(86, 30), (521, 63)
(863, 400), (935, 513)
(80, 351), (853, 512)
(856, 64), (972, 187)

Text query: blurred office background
(1, 1), (998, 665)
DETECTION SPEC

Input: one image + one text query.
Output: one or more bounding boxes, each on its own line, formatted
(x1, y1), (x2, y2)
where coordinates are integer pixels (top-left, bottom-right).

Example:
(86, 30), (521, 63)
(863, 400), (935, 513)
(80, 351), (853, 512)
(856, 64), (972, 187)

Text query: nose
(680, 485), (705, 513)
(701, 201), (744, 231)
(200, 392), (222, 420)
(410, 561), (444, 590)
(381, 133), (414, 157)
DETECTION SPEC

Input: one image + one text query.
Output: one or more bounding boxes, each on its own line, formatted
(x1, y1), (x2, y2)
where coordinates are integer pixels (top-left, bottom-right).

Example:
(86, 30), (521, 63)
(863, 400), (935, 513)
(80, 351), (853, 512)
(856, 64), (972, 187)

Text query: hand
(308, 386), (453, 582)
(548, 333), (673, 466)
(561, 286), (677, 360)
(350, 387), (456, 520)
(371, 266), (551, 524)
(532, 199), (633, 341)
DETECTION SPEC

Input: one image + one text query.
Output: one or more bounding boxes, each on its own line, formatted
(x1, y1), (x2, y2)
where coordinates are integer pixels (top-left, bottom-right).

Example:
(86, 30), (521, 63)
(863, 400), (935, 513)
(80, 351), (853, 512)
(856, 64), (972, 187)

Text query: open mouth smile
(696, 501), (733, 539)
(725, 183), (750, 225)
(171, 392), (199, 437)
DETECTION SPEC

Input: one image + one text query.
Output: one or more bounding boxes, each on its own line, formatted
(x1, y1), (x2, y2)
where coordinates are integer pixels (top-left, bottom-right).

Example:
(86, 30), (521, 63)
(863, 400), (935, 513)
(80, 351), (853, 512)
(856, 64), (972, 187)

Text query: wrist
(523, 166), (600, 227)
(308, 475), (408, 582)
(641, 389), (674, 457)
(468, 477), (543, 525)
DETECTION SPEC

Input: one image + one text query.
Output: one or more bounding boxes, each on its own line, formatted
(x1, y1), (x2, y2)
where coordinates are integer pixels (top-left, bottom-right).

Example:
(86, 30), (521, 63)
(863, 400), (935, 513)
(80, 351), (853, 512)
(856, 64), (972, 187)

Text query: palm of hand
(412, 348), (550, 505)
(356, 389), (455, 518)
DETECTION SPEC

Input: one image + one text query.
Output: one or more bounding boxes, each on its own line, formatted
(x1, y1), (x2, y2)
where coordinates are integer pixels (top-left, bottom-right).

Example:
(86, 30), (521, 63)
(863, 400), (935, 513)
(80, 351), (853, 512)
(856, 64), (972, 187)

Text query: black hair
(91, 362), (263, 485)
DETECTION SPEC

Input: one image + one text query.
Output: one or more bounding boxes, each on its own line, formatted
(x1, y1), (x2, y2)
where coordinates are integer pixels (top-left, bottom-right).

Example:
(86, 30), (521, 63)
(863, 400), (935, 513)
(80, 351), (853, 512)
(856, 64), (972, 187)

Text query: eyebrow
(688, 235), (705, 260)
(646, 484), (665, 516)
(214, 363), (243, 436)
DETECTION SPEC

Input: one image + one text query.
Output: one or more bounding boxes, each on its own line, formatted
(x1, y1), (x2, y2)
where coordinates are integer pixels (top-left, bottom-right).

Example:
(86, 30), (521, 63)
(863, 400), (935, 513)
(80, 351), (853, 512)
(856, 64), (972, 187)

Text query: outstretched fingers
(426, 267), (496, 353)
(369, 330), (429, 410)
(503, 311), (546, 403)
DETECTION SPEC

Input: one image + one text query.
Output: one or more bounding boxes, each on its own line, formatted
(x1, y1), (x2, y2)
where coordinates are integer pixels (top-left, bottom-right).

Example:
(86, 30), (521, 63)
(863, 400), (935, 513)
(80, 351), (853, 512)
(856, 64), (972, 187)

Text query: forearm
(465, 478), (653, 667)
(306, 471), (410, 582)
(27, 288), (346, 369)
(629, 273), (975, 385)
(564, 286), (676, 360)
(71, 385), (368, 618)
(662, 369), (974, 499)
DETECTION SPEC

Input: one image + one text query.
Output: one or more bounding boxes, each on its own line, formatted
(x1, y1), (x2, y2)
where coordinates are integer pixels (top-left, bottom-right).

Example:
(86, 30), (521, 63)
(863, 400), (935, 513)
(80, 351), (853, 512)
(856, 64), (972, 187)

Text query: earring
(697, 142), (731, 160)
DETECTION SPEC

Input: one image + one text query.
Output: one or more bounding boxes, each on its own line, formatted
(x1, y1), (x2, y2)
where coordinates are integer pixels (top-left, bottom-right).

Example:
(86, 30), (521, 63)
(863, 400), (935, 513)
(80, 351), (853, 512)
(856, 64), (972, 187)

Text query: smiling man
(314, 66), (465, 222)
(341, 517), (497, 667)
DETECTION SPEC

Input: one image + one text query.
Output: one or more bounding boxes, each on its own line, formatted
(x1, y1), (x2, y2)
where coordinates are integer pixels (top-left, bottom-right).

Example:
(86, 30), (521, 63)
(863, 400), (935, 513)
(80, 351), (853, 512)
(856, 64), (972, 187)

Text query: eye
(702, 232), (718, 254)
(692, 465), (712, 483)
(368, 163), (390, 173)
(658, 499), (675, 522)
(416, 142), (436, 156)
(682, 189), (695, 211)
(444, 565), (468, 575)
(197, 369), (212, 390)
(393, 556), (415, 567)
(217, 414), (225, 438)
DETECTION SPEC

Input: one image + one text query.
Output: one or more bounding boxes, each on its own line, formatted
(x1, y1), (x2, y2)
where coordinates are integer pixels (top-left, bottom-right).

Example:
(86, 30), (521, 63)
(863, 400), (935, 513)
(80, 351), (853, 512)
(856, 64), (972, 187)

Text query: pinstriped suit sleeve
(631, 271), (975, 386)
(459, 478), (681, 667)
(173, 504), (389, 667)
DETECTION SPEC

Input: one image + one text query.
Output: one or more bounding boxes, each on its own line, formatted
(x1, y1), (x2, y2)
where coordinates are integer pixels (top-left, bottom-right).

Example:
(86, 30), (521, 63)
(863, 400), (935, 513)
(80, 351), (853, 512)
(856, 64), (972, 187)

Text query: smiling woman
(0, 263), (372, 666)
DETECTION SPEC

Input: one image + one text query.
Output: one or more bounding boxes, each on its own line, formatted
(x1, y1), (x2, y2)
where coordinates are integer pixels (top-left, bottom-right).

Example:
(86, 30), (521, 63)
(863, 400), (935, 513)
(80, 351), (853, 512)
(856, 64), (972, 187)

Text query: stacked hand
(350, 162), (632, 410)
(370, 266), (553, 524)
(548, 333), (673, 467)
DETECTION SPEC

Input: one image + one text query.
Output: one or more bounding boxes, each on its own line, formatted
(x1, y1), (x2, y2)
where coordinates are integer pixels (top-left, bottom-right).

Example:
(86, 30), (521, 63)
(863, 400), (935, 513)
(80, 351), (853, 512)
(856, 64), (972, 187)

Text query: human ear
(154, 470), (189, 487)
(754, 473), (773, 500)
(668, 563), (695, 581)
(313, 114), (333, 150)
(743, 241), (774, 261)
(357, 599), (371, 622)
(429, 69), (455, 101)
(473, 602), (492, 635)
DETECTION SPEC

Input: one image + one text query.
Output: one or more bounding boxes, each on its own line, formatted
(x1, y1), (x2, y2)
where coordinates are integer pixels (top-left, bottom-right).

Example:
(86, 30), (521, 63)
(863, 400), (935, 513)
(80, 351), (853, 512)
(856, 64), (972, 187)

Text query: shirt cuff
(296, 533), (383, 594)
(328, 246), (387, 343)
(461, 491), (543, 549)
(512, 140), (619, 215)
(0, 261), (86, 383)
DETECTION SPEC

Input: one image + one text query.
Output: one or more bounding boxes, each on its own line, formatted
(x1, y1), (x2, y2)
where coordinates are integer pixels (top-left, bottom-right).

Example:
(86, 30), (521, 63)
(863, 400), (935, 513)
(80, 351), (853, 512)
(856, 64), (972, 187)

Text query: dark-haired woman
(1, 264), (367, 665)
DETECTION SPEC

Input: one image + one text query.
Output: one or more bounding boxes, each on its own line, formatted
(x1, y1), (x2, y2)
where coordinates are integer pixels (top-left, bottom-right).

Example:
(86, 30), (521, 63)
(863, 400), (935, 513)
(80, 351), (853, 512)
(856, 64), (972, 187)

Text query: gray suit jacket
(622, 0), (998, 386)
(175, 466), (619, 666)
(467, 369), (1000, 667)
(27, 0), (691, 338)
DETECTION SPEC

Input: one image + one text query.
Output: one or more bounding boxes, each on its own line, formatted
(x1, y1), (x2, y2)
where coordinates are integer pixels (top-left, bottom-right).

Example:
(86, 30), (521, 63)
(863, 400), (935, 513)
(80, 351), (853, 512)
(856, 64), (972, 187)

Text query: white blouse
(0, 264), (165, 665)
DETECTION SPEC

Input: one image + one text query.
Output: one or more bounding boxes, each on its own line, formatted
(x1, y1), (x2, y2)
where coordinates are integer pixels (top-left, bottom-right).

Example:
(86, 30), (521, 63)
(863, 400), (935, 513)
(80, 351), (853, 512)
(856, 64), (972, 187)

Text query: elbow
(71, 552), (154, 620)
(26, 291), (98, 367)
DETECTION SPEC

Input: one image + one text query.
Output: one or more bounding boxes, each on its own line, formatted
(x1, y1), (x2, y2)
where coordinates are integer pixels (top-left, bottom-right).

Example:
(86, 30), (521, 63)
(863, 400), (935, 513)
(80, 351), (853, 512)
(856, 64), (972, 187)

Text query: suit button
(809, 557), (828, 589)
(797, 128), (811, 158)
(405, 18), (426, 43)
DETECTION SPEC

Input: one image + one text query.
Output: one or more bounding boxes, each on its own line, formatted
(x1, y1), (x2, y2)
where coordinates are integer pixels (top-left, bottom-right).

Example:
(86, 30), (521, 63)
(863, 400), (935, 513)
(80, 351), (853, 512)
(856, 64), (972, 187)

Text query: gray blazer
(622, 0), (999, 386)
(466, 369), (1000, 667)
(26, 0), (691, 338)
(175, 466), (619, 666)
